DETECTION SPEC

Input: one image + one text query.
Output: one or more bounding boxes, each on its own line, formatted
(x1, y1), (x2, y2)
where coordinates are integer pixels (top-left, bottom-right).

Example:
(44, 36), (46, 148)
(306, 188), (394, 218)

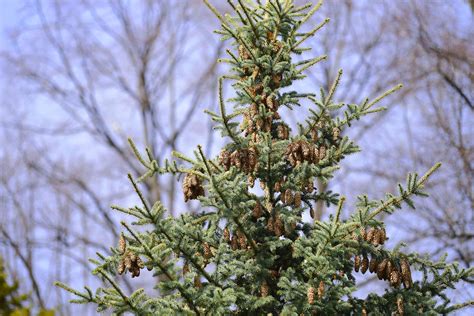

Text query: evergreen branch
(292, 17), (329, 49)
(326, 69), (343, 106)
(444, 300), (474, 313)
(219, 77), (242, 144)
(121, 222), (202, 315)
(366, 163), (441, 221)
(333, 196), (345, 225)
(54, 282), (95, 302)
(96, 268), (133, 307)
(237, 0), (259, 39)
(227, 1), (248, 27)
(364, 83), (403, 110)
(128, 138), (151, 169)
(296, 55), (327, 74)
(127, 174), (153, 219)
(299, 0), (323, 26)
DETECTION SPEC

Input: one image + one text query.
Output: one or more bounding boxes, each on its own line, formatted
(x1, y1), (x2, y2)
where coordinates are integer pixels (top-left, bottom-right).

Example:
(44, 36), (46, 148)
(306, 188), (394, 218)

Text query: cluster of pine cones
(223, 227), (249, 251)
(307, 280), (325, 304)
(238, 32), (284, 140)
(285, 140), (326, 167)
(116, 234), (145, 278)
(219, 147), (258, 174)
(353, 227), (413, 288)
(182, 173), (204, 202)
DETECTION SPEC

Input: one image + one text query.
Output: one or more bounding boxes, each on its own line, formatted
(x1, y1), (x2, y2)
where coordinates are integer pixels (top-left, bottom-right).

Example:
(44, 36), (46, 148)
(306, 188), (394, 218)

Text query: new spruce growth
(56, 0), (473, 314)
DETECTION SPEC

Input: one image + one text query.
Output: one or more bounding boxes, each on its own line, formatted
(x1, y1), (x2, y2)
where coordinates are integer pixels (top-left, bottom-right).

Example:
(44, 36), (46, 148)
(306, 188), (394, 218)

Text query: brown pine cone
(253, 201), (263, 219)
(294, 192), (302, 208)
(231, 235), (238, 250)
(223, 227), (230, 242)
(260, 281), (269, 297)
(317, 281), (324, 299)
(274, 214), (284, 237)
(183, 262), (189, 276)
(203, 242), (212, 259)
(369, 256), (378, 273)
(385, 261), (394, 281)
(361, 255), (369, 274)
(397, 296), (404, 315)
(219, 150), (231, 170)
(117, 261), (125, 275)
(284, 189), (294, 205)
(307, 287), (315, 304)
(360, 227), (367, 241)
(194, 276), (202, 288)
(400, 259), (413, 289)
(183, 173), (204, 202)
(390, 269), (401, 288)
(118, 234), (126, 254)
(354, 255), (361, 272)
(377, 259), (388, 280)
(366, 228), (375, 243)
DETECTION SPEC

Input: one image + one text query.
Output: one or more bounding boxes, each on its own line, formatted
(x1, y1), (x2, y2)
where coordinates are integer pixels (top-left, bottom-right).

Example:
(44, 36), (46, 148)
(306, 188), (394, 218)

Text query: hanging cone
(361, 255), (369, 274)
(317, 281), (324, 300)
(354, 255), (361, 272)
(307, 287), (315, 304)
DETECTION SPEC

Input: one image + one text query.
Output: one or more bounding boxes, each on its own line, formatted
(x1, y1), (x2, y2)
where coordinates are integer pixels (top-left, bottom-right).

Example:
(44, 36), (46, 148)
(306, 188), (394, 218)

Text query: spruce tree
(56, 0), (473, 314)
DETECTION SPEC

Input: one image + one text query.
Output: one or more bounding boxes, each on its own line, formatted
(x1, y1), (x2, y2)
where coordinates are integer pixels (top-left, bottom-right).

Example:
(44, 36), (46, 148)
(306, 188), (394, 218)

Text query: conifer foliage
(56, 0), (473, 314)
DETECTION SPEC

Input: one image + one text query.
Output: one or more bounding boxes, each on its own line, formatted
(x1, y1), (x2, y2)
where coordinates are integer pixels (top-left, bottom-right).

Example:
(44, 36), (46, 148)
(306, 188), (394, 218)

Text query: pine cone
(366, 228), (375, 243)
(317, 281), (324, 299)
(219, 150), (231, 170)
(277, 124), (289, 140)
(118, 234), (126, 254)
(361, 255), (369, 274)
(377, 259), (388, 280)
(266, 217), (274, 232)
(223, 227), (230, 242)
(380, 228), (387, 245)
(400, 259), (413, 289)
(354, 255), (361, 272)
(231, 235), (238, 250)
(397, 296), (404, 315)
(253, 201), (263, 219)
(294, 192), (302, 208)
(237, 231), (247, 249)
(284, 189), (294, 205)
(203, 242), (212, 259)
(260, 281), (269, 297)
(248, 175), (256, 188)
(332, 127), (340, 140)
(307, 287), (315, 304)
(385, 260), (393, 281)
(274, 180), (283, 192)
(117, 261), (125, 275)
(305, 179), (314, 193)
(183, 173), (204, 202)
(310, 128), (318, 142)
(318, 146), (326, 160)
(369, 256), (378, 273)
(360, 227), (367, 241)
(390, 269), (401, 288)
(183, 262), (189, 276)
(194, 276), (202, 288)
(274, 214), (284, 237)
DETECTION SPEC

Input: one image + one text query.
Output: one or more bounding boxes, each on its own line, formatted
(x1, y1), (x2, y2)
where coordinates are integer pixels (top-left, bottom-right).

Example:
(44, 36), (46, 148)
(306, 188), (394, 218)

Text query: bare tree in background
(364, 0), (474, 266)
(1, 0), (222, 313)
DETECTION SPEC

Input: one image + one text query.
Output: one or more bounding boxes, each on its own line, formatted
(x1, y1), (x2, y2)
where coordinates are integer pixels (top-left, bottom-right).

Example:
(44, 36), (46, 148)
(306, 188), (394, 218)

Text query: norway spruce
(57, 0), (473, 314)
